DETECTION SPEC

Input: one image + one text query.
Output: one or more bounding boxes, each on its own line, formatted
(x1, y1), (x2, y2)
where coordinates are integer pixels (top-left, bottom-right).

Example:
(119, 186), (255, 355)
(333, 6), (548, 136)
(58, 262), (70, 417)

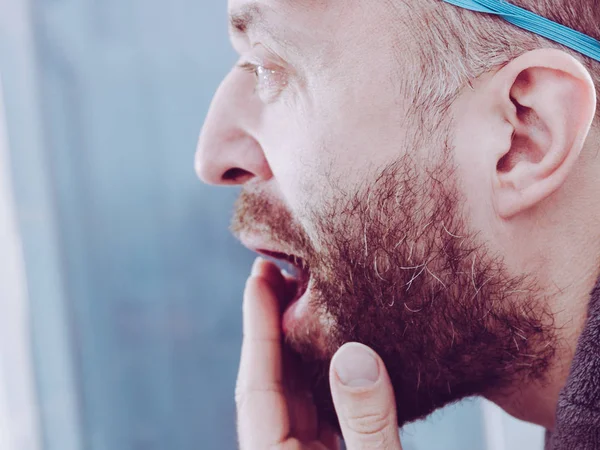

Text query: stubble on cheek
(232, 139), (556, 431)
(278, 151), (556, 429)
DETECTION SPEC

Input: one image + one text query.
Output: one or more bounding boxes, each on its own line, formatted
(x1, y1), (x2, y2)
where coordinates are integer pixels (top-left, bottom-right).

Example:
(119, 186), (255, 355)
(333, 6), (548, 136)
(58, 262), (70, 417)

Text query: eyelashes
(237, 61), (288, 103)
(238, 61), (260, 76)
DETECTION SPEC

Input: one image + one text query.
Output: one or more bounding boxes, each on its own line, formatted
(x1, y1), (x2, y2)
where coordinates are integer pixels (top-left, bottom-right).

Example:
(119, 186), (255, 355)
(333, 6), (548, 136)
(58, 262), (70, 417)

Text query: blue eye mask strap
(442, 0), (600, 63)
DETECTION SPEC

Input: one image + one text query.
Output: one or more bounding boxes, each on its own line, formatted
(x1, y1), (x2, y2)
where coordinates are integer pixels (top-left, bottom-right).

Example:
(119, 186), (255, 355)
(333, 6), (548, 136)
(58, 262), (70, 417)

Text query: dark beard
(231, 149), (556, 432)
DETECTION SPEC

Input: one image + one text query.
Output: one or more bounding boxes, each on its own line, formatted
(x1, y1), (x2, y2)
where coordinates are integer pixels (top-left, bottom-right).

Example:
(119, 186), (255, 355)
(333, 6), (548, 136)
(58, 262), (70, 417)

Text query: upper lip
(239, 232), (302, 261)
(239, 232), (309, 275)
(239, 232), (311, 308)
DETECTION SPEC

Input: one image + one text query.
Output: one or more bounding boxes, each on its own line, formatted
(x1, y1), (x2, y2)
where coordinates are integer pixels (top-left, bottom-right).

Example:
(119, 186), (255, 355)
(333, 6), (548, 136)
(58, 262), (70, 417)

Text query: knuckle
(346, 409), (391, 438)
(242, 334), (280, 343)
(268, 438), (303, 450)
(234, 381), (284, 410)
(234, 385), (248, 410)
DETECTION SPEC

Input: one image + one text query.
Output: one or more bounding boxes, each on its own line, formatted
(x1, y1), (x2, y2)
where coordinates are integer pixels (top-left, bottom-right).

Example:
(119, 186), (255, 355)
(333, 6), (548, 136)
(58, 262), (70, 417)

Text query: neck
(491, 133), (600, 429)
(491, 260), (600, 429)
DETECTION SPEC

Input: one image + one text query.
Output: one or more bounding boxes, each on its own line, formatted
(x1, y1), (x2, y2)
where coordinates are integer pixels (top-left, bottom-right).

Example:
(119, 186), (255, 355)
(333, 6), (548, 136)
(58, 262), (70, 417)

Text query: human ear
(491, 49), (596, 218)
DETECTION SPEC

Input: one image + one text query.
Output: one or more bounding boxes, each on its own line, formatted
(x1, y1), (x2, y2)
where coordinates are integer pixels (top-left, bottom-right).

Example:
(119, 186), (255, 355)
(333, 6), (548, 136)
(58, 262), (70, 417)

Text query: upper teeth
(281, 263), (302, 279)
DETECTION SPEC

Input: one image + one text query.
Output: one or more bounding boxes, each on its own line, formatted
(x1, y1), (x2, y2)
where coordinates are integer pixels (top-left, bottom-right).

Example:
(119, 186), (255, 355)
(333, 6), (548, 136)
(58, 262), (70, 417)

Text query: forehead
(226, 0), (420, 74)
(227, 0), (419, 40)
(226, 0), (360, 61)
(228, 0), (331, 12)
(227, 0), (349, 32)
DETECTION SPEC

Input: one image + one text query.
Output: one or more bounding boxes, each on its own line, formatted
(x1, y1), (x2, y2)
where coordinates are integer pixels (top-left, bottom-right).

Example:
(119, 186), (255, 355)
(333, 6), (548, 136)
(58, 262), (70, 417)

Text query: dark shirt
(545, 279), (600, 449)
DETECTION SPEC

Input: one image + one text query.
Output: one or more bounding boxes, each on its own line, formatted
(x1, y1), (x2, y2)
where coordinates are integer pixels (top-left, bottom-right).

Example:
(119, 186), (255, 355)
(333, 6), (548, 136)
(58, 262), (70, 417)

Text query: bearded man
(195, 0), (600, 448)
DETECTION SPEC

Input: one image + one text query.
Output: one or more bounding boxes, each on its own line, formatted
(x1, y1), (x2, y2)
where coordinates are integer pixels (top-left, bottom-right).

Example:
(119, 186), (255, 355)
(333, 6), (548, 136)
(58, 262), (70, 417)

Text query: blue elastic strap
(442, 0), (600, 63)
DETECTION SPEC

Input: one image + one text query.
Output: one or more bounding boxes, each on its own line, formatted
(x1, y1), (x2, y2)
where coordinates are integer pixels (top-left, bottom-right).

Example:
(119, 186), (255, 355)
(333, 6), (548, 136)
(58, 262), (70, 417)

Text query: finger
(251, 256), (298, 304)
(252, 256), (289, 301)
(237, 258), (290, 449)
(330, 343), (403, 450)
(282, 348), (319, 441)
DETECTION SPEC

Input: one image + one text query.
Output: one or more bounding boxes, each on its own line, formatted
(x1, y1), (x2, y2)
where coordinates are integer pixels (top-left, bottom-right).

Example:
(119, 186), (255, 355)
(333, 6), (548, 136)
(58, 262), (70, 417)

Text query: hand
(236, 258), (403, 450)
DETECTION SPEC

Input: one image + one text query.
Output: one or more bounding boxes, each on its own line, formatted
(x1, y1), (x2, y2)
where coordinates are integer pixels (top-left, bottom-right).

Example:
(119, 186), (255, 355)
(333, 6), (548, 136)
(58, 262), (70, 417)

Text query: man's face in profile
(196, 0), (558, 428)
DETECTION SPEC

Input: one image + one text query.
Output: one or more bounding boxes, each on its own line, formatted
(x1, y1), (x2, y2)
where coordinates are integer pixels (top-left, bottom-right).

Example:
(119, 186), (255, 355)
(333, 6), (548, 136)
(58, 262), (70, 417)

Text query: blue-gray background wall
(0, 1), (487, 449)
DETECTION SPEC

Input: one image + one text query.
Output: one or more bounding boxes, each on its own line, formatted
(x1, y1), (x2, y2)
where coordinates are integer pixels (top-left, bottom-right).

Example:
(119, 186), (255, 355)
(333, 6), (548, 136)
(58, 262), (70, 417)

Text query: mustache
(230, 188), (313, 257)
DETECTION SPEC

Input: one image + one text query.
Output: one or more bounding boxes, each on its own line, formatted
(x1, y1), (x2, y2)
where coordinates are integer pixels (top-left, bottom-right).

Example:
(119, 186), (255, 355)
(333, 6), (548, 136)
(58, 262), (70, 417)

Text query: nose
(195, 69), (272, 185)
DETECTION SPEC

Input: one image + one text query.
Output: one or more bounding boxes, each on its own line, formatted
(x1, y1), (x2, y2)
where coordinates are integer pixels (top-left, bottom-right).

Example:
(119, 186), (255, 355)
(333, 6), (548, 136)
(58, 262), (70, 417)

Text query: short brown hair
(404, 0), (600, 122)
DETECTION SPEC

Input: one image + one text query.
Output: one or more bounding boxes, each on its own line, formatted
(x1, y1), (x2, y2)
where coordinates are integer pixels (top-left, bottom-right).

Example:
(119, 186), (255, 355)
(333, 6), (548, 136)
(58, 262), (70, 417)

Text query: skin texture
(196, 0), (600, 443)
(231, 151), (555, 431)
(239, 258), (404, 449)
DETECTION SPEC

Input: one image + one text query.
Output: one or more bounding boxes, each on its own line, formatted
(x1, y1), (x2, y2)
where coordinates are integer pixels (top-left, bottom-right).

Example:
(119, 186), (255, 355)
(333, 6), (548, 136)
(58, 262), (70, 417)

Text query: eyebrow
(229, 2), (305, 56)
(229, 3), (271, 37)
(229, 1), (326, 55)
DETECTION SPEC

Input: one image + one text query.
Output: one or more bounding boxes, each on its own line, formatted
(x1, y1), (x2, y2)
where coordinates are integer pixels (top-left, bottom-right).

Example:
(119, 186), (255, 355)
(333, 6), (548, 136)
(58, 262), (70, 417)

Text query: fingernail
(251, 257), (264, 276)
(333, 343), (380, 388)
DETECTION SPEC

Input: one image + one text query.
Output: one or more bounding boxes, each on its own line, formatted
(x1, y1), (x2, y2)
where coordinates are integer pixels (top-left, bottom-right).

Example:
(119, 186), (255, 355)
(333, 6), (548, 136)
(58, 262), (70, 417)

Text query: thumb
(329, 343), (402, 450)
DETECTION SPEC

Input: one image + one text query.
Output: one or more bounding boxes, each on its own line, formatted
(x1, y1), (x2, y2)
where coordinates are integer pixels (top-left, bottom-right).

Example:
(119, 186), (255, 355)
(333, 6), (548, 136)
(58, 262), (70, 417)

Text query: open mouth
(256, 249), (311, 311)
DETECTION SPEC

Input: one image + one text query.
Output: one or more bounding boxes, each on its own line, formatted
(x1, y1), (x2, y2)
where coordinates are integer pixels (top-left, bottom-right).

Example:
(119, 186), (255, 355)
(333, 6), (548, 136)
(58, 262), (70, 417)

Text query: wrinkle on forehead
(229, 0), (331, 16)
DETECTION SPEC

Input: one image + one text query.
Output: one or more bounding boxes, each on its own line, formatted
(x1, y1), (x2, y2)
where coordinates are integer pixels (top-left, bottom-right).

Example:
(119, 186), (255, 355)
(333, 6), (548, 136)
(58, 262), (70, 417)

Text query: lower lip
(282, 280), (312, 335)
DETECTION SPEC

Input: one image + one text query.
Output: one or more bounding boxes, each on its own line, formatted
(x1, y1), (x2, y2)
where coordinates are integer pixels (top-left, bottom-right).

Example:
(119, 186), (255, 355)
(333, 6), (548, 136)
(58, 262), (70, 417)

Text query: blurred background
(0, 1), (545, 449)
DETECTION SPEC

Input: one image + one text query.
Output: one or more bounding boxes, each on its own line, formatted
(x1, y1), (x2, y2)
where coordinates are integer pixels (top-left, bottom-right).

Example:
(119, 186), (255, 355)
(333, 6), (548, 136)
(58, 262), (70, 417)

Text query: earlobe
(492, 49), (597, 219)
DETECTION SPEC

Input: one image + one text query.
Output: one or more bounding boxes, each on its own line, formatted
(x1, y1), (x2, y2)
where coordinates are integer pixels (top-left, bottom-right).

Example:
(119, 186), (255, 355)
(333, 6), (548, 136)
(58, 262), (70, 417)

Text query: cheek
(260, 72), (414, 227)
(263, 127), (335, 218)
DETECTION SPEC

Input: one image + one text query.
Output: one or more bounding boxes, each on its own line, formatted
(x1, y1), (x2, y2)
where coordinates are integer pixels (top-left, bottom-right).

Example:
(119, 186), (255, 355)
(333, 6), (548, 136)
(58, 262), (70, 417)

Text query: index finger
(236, 258), (291, 450)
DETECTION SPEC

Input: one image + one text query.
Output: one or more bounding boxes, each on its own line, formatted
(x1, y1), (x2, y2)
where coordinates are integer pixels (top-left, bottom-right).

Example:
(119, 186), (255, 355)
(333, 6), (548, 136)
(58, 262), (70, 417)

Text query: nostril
(222, 167), (252, 183)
